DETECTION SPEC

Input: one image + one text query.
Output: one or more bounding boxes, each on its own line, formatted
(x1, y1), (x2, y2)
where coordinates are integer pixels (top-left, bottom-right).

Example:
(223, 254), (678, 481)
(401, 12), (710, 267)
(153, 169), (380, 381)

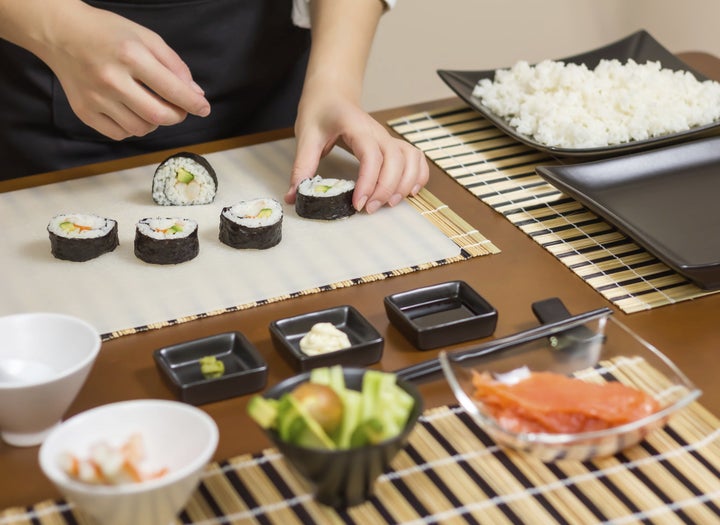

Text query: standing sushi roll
(48, 213), (119, 262)
(134, 217), (199, 265)
(295, 175), (356, 220)
(152, 152), (218, 205)
(219, 198), (282, 249)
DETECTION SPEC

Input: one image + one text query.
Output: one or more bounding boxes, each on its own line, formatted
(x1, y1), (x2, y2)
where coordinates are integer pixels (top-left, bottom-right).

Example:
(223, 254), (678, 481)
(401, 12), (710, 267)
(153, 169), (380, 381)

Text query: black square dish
(269, 305), (383, 371)
(384, 281), (498, 350)
(153, 332), (267, 405)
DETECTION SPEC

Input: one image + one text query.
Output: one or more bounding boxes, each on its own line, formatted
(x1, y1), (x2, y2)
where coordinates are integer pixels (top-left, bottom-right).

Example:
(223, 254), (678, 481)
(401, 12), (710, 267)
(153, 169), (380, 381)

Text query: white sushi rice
(136, 217), (198, 239)
(222, 198), (283, 227)
(298, 175), (355, 197)
(152, 155), (216, 205)
(48, 213), (116, 238)
(472, 58), (720, 148)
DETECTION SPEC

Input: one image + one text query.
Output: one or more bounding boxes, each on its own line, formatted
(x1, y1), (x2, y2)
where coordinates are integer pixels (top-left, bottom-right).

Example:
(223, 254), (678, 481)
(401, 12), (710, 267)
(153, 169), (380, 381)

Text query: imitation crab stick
(472, 370), (660, 434)
(59, 433), (168, 485)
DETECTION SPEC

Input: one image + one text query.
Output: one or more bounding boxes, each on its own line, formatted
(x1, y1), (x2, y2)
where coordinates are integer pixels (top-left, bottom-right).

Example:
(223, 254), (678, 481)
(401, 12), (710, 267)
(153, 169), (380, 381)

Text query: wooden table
(1, 52), (719, 511)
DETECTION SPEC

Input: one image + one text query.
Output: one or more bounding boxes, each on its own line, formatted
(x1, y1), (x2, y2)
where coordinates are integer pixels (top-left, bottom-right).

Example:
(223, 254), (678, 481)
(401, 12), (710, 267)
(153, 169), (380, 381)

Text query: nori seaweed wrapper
(295, 190), (356, 220)
(134, 226), (199, 265)
(152, 151), (218, 205)
(219, 208), (282, 249)
(48, 222), (119, 262)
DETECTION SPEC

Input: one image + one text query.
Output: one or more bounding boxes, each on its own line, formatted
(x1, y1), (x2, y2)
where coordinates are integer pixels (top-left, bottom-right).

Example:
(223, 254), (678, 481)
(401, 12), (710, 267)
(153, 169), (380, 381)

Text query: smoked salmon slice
(472, 370), (660, 434)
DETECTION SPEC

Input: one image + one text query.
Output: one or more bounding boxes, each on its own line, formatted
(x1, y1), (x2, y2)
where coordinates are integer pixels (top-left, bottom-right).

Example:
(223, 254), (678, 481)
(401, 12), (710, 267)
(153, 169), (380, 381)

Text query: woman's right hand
(0, 0), (210, 140)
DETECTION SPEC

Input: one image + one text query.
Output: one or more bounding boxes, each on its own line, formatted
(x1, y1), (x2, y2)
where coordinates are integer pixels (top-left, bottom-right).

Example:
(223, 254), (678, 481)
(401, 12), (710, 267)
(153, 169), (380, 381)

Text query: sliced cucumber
(248, 367), (415, 451)
(336, 389), (363, 449)
(350, 417), (385, 447)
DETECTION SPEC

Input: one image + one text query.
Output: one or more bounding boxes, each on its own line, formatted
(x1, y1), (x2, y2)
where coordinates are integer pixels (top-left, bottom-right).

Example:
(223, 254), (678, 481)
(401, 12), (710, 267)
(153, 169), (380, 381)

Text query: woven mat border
(102, 188), (499, 340)
(3, 358), (719, 525)
(388, 105), (719, 313)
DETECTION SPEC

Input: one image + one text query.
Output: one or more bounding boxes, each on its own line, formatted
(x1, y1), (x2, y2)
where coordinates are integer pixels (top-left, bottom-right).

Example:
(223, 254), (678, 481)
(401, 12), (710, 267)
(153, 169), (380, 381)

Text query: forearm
(0, 0), (87, 61)
(289, 0), (428, 213)
(304, 0), (385, 103)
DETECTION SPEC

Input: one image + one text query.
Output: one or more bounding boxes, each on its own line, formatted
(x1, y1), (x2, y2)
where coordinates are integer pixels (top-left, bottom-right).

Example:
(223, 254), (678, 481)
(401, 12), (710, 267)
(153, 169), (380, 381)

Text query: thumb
(285, 136), (324, 204)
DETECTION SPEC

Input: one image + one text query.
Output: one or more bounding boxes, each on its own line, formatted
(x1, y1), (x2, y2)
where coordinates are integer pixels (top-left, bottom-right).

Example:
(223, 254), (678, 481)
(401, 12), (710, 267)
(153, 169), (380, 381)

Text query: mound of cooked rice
(472, 58), (720, 148)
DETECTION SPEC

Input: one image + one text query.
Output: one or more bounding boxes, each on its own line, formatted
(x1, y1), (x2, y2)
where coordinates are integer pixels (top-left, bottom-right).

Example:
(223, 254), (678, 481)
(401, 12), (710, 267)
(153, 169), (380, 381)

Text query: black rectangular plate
(437, 30), (719, 158)
(536, 136), (720, 290)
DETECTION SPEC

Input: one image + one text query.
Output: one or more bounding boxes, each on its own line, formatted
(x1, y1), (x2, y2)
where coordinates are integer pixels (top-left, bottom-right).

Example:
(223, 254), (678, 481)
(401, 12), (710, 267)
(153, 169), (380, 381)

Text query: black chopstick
(394, 306), (612, 384)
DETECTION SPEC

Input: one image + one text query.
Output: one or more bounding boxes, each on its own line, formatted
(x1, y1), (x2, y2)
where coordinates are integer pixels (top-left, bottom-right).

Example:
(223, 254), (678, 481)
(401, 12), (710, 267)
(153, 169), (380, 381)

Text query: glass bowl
(440, 312), (701, 461)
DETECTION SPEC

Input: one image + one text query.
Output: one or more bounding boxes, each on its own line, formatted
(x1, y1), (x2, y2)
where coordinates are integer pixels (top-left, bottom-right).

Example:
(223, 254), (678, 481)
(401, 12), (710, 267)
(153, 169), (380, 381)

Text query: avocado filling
(175, 167), (195, 184)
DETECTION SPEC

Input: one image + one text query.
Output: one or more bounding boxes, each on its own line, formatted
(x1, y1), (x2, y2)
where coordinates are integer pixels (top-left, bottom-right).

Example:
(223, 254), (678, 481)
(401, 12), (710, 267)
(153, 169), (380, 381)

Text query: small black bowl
(261, 368), (422, 508)
(384, 280), (498, 350)
(269, 305), (383, 371)
(153, 332), (267, 405)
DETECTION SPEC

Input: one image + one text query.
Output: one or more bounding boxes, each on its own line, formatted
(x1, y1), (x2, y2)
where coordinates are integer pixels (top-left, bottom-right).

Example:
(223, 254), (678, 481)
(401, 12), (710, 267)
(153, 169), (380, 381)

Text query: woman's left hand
(286, 91), (429, 214)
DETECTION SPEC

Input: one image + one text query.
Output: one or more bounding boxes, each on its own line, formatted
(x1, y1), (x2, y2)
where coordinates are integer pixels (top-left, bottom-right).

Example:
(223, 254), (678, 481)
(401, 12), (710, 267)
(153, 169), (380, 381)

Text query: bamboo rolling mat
(103, 187), (499, 340)
(0, 137), (499, 340)
(3, 358), (719, 524)
(388, 105), (720, 313)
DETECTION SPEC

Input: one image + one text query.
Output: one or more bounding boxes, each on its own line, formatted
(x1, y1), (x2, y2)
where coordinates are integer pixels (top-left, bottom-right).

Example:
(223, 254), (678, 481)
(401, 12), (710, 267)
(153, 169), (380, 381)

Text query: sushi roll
(134, 217), (199, 265)
(219, 198), (282, 249)
(295, 175), (356, 220)
(152, 152), (217, 205)
(48, 213), (119, 262)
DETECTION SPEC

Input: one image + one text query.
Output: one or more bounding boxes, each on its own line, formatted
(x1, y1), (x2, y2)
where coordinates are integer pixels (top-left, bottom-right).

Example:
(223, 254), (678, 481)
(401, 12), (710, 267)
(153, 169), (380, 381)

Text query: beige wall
(362, 0), (720, 111)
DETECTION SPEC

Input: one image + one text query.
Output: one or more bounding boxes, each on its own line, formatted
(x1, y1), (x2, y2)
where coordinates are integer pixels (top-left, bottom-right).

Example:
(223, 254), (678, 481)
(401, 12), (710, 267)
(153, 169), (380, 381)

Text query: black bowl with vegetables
(248, 366), (422, 508)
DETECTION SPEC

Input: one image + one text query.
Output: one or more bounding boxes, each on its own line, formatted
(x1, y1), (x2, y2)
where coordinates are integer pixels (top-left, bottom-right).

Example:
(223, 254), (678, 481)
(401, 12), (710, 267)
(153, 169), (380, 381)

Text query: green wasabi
(199, 356), (225, 379)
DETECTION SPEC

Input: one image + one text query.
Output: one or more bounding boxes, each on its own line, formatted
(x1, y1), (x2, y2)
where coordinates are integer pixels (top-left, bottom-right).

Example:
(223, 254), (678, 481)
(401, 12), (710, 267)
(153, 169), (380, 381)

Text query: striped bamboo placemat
(3, 358), (719, 524)
(388, 105), (719, 313)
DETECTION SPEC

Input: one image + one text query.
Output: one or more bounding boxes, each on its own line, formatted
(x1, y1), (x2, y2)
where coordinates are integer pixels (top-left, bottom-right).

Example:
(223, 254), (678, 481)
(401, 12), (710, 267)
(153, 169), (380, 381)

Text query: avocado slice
(275, 394), (336, 449)
(256, 208), (273, 219)
(247, 396), (279, 429)
(175, 167), (195, 184)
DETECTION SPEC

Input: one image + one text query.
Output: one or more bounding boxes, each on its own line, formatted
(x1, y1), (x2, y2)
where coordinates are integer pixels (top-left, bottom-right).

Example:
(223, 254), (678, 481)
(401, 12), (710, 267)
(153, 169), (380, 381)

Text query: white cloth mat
(0, 139), (460, 336)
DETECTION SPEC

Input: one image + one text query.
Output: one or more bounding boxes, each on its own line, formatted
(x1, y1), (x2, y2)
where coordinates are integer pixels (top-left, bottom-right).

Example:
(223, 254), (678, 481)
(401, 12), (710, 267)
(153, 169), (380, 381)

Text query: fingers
(131, 34), (211, 118)
(285, 133), (328, 204)
(83, 112), (140, 142)
(353, 136), (429, 214)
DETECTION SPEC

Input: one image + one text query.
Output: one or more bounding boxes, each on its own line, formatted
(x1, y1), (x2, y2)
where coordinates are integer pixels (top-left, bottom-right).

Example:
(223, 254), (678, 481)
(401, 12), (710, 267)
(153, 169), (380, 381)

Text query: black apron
(0, 0), (310, 179)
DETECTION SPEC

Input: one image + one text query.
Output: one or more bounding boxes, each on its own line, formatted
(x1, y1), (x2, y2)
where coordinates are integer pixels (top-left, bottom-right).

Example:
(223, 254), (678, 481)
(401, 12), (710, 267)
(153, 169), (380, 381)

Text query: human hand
(286, 92), (429, 214)
(33, 2), (210, 140)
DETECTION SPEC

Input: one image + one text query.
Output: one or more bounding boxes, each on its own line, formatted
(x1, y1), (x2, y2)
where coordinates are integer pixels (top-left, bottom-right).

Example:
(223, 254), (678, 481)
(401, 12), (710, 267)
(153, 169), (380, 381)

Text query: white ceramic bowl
(0, 312), (101, 446)
(39, 399), (219, 525)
